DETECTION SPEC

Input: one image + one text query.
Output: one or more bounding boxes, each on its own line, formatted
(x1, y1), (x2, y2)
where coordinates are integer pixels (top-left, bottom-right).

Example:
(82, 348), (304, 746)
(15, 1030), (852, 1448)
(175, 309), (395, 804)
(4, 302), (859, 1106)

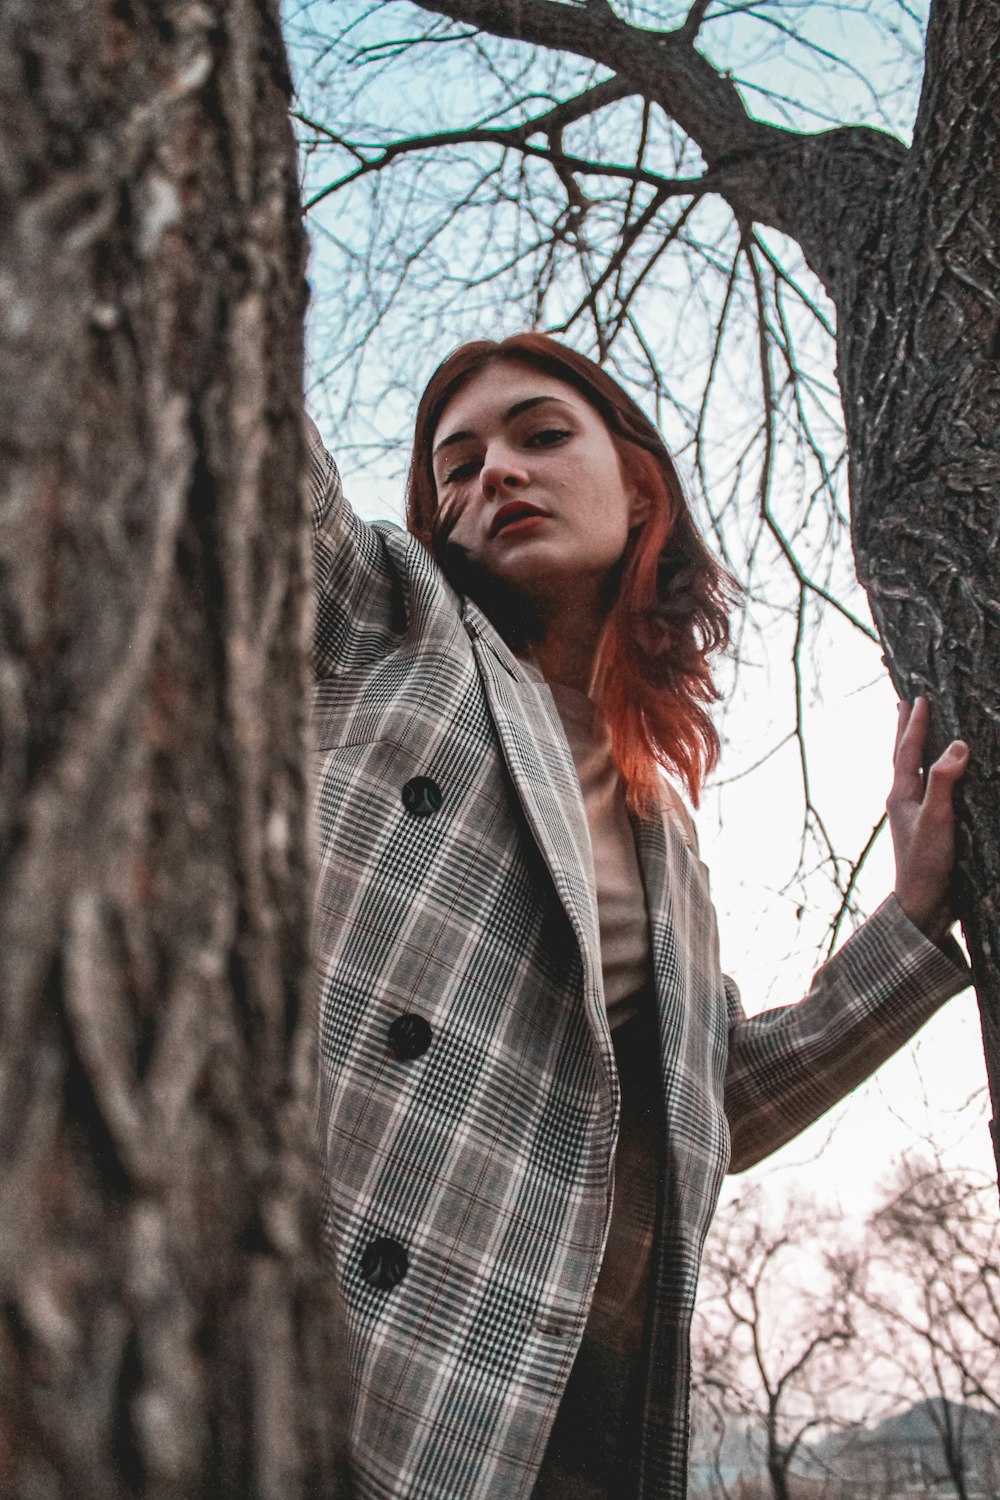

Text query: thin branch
(615, 97), (653, 301)
(743, 238), (878, 643)
(708, 730), (796, 789)
(825, 813), (889, 957)
(302, 121), (710, 210)
(679, 0), (715, 43)
(693, 243), (743, 537)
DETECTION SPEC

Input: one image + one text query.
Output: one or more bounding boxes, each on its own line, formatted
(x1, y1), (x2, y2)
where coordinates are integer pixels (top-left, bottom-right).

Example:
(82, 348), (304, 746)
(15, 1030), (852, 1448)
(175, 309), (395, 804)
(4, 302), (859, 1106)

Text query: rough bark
(413, 0), (1000, 1186)
(839, 0), (1000, 1181)
(0, 2), (342, 1496)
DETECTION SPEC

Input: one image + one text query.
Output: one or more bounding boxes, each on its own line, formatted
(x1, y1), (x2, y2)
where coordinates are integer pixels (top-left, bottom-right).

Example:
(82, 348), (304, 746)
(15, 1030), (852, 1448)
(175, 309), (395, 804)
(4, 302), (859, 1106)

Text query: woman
(308, 333), (969, 1500)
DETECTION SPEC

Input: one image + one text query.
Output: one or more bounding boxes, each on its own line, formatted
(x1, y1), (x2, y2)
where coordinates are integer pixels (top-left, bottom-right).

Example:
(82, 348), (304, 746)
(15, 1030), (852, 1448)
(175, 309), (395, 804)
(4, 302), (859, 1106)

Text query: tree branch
(300, 116), (706, 210)
(412, 0), (775, 161)
(410, 0), (907, 294)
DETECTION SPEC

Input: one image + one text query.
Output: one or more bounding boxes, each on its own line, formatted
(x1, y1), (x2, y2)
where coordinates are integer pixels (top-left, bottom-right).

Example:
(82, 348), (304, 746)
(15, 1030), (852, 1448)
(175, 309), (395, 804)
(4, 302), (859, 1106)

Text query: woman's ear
(628, 490), (652, 527)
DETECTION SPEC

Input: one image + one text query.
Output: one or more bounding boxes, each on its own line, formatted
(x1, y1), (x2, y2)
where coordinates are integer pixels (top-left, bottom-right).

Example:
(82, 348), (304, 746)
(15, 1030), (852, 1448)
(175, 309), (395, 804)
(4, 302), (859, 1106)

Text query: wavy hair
(406, 333), (737, 812)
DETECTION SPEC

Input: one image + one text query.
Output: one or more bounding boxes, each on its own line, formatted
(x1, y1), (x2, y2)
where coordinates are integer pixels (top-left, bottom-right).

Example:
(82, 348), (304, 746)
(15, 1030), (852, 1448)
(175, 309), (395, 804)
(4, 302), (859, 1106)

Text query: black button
(388, 1013), (432, 1060)
(402, 777), (443, 816)
(360, 1237), (408, 1291)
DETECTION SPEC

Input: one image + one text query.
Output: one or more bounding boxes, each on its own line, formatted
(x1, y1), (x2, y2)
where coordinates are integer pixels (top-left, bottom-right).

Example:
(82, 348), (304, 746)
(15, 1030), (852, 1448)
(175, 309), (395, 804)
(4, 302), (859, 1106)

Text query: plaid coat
(308, 435), (967, 1500)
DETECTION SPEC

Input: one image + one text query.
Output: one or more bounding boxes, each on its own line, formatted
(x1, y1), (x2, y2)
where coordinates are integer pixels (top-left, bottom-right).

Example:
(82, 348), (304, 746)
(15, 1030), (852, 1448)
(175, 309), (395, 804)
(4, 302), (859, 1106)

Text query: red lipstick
(488, 501), (547, 539)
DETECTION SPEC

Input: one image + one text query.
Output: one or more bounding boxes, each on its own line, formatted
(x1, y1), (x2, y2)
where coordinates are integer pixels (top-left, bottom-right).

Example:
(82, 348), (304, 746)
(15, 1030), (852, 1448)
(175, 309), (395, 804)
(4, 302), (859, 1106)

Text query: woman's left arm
(724, 698), (972, 1173)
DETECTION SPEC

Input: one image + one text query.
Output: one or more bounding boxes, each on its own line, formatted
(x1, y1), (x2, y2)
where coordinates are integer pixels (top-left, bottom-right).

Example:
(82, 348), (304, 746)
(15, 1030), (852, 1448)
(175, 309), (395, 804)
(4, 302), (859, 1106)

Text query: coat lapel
(460, 600), (604, 1006)
(630, 810), (686, 1049)
(631, 799), (731, 1232)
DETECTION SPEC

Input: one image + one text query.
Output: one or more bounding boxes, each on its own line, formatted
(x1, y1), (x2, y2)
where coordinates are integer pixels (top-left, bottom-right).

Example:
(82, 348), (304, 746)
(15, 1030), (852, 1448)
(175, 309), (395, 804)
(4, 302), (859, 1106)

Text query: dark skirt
(532, 1005), (661, 1499)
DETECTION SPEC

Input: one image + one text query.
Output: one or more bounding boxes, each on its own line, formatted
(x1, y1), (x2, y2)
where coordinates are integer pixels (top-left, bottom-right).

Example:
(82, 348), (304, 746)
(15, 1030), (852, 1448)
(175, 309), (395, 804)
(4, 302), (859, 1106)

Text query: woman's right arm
(306, 414), (407, 679)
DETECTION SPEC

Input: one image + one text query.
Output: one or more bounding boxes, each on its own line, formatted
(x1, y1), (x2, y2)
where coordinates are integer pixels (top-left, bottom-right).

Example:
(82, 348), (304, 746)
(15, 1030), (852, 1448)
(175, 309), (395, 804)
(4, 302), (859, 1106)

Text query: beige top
(520, 680), (661, 1492)
(547, 682), (651, 1027)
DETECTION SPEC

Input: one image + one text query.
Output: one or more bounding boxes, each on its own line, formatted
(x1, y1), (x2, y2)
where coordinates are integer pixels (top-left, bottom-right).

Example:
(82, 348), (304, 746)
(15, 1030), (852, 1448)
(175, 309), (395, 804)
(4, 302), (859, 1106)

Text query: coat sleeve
(723, 894), (972, 1172)
(306, 416), (408, 679)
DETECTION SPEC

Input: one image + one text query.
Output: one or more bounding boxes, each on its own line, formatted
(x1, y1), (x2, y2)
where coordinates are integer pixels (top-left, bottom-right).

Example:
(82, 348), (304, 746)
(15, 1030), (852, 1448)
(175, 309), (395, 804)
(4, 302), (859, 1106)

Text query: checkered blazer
(307, 434), (967, 1500)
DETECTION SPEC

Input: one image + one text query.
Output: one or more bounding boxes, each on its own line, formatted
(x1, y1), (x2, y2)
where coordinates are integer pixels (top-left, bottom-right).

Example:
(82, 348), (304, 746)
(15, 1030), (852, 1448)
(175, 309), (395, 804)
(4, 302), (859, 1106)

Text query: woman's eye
(526, 428), (570, 449)
(443, 458), (481, 484)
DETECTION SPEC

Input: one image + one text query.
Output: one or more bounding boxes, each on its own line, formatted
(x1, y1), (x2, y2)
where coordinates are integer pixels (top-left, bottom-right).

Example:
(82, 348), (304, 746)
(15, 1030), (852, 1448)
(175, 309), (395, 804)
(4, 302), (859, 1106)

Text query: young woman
(308, 333), (969, 1500)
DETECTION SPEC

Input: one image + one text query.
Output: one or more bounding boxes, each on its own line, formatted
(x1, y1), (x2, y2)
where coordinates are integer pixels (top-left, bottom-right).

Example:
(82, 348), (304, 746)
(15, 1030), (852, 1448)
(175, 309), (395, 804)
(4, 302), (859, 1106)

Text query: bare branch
(302, 120), (709, 211)
(408, 0), (908, 290)
(411, 0), (779, 164)
(825, 813), (889, 957)
(679, 0), (715, 44)
(745, 239), (877, 643)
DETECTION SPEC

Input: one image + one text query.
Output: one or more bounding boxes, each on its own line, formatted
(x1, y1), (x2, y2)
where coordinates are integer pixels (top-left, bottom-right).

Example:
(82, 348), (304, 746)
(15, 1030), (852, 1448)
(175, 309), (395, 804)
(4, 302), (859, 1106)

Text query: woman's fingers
(893, 697), (913, 761)
(891, 697), (927, 803)
(889, 699), (968, 939)
(924, 741), (969, 814)
(892, 698), (967, 808)
(893, 697), (927, 771)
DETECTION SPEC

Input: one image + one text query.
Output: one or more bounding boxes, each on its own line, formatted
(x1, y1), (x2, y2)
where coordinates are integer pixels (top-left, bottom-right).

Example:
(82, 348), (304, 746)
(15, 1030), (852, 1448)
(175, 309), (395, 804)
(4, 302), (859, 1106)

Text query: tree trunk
(763, 1392), (794, 1500)
(0, 3), (342, 1496)
(839, 0), (1000, 1187)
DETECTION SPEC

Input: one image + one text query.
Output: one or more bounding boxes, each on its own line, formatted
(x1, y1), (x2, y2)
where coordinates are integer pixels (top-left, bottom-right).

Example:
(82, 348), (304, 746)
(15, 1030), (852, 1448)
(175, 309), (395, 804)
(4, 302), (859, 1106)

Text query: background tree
(689, 1169), (1000, 1497)
(292, 0), (1000, 1180)
(865, 1159), (1000, 1421)
(0, 3), (341, 1496)
(692, 1188), (863, 1500)
(815, 1159), (1000, 1499)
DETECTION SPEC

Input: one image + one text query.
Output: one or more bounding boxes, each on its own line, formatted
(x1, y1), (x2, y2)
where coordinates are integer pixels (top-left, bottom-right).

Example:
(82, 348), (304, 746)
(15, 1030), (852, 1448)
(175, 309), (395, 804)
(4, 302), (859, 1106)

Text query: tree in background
(863, 1158), (1000, 1497)
(294, 0), (1000, 1179)
(810, 1159), (1000, 1499)
(689, 1168), (1000, 1499)
(692, 1188), (862, 1500)
(0, 4), (341, 1495)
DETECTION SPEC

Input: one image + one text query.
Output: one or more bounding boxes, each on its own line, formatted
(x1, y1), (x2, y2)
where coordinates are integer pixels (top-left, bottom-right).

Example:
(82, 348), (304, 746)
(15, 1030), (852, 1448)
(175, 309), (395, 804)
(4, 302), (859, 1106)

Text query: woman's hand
(889, 697), (968, 943)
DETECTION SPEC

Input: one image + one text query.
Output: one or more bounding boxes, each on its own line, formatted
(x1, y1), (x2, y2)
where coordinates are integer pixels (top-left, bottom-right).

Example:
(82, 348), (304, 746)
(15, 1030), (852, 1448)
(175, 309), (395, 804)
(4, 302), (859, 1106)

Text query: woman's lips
(489, 503), (548, 539)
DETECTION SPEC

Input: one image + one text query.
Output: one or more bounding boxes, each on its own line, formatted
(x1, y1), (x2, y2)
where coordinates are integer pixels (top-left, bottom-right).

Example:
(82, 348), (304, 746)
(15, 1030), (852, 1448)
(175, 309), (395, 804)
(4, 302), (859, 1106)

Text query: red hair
(406, 333), (736, 813)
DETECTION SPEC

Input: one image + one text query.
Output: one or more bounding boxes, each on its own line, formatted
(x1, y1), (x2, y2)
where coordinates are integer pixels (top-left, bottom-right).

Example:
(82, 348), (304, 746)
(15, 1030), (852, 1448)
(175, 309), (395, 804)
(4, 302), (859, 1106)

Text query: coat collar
(460, 599), (604, 996)
(460, 598), (695, 1053)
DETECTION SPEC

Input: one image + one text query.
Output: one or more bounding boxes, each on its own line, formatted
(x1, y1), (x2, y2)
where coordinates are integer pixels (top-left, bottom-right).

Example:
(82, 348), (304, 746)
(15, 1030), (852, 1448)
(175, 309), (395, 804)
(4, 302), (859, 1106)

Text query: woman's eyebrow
(432, 395), (572, 458)
(505, 394), (566, 420)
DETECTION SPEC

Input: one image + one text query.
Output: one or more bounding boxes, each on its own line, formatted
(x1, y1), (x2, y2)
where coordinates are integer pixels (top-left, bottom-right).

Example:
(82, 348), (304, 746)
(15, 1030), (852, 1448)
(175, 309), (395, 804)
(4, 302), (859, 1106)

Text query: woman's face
(431, 361), (646, 615)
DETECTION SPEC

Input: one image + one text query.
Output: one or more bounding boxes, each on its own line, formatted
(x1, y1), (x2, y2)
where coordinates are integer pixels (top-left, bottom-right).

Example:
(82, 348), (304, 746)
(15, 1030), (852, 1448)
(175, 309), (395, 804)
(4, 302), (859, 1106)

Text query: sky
(290, 0), (995, 1219)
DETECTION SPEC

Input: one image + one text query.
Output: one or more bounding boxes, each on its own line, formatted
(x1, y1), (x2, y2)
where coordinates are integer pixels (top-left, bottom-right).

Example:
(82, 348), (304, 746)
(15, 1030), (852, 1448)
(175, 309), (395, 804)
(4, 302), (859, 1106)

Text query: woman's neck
(439, 542), (607, 690)
(530, 596), (606, 694)
(530, 635), (595, 694)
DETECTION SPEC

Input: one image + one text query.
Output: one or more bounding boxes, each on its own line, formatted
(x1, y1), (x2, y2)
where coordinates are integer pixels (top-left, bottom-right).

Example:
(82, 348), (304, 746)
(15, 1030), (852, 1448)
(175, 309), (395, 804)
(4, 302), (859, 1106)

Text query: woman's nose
(480, 449), (529, 499)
